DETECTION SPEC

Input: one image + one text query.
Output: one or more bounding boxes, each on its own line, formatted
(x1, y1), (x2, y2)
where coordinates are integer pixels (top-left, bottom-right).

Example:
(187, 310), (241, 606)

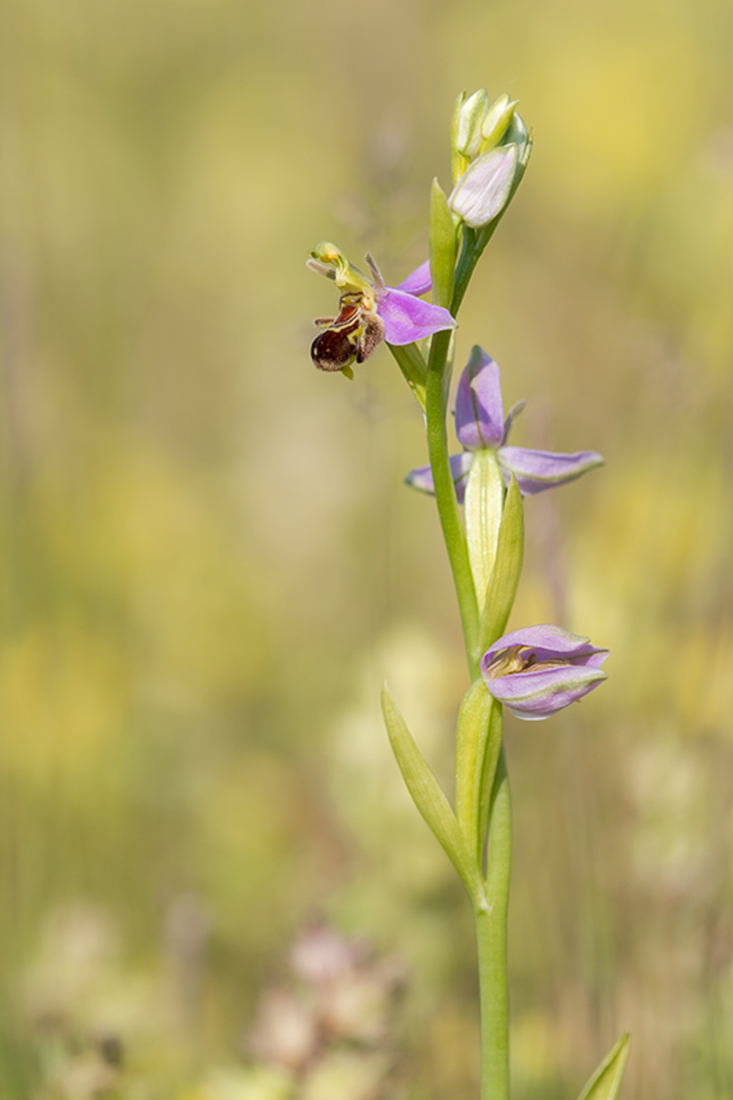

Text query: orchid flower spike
(480, 625), (609, 720)
(405, 347), (604, 499)
(307, 243), (455, 377)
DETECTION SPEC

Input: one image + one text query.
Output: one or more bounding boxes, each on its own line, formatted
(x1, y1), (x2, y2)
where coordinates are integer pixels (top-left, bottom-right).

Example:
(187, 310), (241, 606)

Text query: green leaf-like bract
(381, 683), (482, 900)
(429, 178), (457, 310)
(576, 1033), (631, 1100)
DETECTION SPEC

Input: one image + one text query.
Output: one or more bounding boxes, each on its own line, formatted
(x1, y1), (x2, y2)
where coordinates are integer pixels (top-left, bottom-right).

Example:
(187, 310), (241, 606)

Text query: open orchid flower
(307, 243), (455, 377)
(405, 347), (604, 500)
(480, 624), (609, 720)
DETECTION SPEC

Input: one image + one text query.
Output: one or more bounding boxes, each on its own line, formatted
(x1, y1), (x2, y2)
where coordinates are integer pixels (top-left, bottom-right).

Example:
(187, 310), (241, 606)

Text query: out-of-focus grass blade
(575, 1033), (631, 1100)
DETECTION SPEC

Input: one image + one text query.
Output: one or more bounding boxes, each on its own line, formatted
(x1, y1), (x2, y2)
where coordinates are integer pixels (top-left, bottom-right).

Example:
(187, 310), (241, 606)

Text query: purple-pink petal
(484, 664), (607, 721)
(482, 624), (608, 668)
(455, 348), (505, 450)
(396, 260), (432, 297)
(378, 287), (456, 345)
(498, 446), (604, 495)
(405, 452), (473, 503)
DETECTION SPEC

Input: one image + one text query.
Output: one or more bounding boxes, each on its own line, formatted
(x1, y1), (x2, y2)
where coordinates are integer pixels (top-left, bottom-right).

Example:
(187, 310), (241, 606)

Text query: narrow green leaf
(455, 679), (502, 864)
(381, 683), (482, 898)
(429, 178), (457, 309)
(478, 474), (524, 654)
(576, 1033), (631, 1100)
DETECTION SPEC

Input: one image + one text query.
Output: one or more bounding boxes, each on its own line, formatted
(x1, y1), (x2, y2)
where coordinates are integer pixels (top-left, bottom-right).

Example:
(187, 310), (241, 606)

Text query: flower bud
(455, 89), (490, 159)
(504, 110), (532, 166)
(480, 625), (609, 721)
(480, 94), (518, 151)
(448, 144), (518, 229)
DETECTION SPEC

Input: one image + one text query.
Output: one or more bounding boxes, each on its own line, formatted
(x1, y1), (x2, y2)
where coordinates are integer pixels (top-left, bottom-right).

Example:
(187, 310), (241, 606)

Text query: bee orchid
(307, 243), (455, 376)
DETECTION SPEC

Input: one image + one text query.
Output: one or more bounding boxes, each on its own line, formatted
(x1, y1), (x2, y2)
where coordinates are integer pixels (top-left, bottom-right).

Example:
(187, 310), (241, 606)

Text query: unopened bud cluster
(449, 88), (532, 229)
(454, 90), (517, 160)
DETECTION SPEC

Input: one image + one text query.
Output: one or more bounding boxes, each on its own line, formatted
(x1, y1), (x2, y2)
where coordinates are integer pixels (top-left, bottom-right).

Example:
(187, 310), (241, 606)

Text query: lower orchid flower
(307, 243), (455, 377)
(480, 624), (609, 720)
(405, 346), (604, 499)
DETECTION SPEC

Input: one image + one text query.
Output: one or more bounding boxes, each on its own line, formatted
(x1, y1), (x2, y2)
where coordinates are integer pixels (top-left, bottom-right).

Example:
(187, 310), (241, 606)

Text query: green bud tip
(480, 94), (518, 151)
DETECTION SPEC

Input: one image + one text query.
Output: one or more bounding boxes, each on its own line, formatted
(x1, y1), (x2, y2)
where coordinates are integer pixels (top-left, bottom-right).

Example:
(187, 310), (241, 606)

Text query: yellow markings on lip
(484, 645), (571, 680)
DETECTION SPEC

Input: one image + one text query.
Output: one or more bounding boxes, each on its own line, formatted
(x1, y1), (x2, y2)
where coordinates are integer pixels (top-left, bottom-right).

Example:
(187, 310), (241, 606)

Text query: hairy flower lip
(480, 625), (609, 721)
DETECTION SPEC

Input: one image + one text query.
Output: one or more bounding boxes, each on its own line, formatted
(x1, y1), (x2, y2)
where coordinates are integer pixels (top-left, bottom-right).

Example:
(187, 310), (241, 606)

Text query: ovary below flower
(307, 244), (455, 376)
(480, 624), (609, 720)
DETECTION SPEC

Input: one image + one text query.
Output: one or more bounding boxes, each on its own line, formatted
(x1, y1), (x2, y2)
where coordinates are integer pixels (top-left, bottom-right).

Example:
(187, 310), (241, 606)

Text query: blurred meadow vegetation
(1, 0), (732, 1097)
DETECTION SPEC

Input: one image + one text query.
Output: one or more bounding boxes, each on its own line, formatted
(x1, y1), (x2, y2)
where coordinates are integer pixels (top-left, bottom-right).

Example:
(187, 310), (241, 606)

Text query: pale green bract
(575, 1033), (631, 1100)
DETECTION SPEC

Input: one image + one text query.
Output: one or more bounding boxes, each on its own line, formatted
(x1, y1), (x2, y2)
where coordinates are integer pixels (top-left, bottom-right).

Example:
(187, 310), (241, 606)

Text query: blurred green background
(1, 0), (732, 1096)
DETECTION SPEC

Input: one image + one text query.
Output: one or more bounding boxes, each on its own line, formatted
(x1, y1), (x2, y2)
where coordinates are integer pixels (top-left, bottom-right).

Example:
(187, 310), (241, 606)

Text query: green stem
(425, 329), (480, 675)
(452, 226), (478, 314)
(475, 744), (511, 1100)
(451, 154), (531, 315)
(452, 222), (500, 314)
(425, 161), (528, 1100)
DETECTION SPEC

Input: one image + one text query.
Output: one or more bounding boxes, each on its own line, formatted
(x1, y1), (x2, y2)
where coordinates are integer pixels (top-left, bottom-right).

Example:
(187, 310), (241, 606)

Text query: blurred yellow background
(1, 0), (732, 1096)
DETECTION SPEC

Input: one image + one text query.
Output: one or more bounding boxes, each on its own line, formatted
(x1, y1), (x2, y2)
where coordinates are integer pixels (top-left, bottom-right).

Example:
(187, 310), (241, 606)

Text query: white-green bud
(480, 94), (518, 150)
(448, 144), (519, 229)
(504, 111), (532, 166)
(455, 89), (490, 159)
